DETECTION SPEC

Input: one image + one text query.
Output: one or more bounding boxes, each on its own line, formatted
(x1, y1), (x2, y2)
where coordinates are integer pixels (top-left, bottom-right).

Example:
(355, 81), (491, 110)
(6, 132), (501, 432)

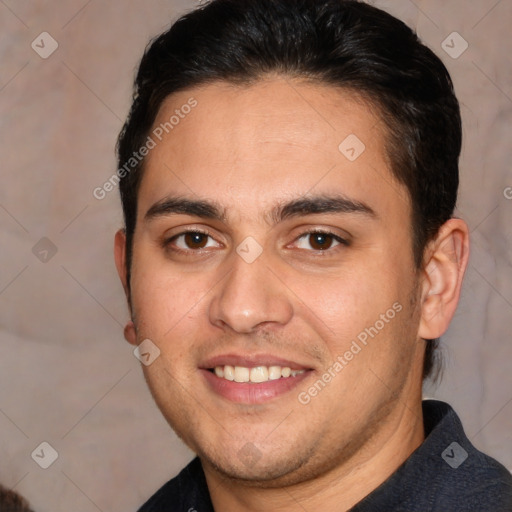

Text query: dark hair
(117, 0), (461, 380)
(0, 485), (35, 512)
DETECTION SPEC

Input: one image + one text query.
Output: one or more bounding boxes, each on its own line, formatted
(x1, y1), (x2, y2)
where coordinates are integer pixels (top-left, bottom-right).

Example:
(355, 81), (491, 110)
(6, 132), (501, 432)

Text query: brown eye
(170, 231), (221, 251)
(184, 232), (208, 248)
(294, 231), (347, 251)
(308, 233), (334, 250)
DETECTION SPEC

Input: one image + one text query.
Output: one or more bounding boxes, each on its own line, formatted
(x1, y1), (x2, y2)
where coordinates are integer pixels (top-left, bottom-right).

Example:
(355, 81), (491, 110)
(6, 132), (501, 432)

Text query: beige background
(0, 0), (511, 510)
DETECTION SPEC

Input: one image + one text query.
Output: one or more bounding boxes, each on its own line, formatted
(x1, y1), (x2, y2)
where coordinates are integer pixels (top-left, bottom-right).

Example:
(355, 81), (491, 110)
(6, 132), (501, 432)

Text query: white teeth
(223, 365), (234, 381)
(212, 365), (305, 383)
(234, 366), (250, 382)
(250, 366), (268, 383)
(268, 366), (282, 380)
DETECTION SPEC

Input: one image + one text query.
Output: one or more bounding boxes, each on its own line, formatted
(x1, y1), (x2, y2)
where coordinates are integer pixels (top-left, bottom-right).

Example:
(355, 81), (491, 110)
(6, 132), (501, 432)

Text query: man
(114, 0), (512, 510)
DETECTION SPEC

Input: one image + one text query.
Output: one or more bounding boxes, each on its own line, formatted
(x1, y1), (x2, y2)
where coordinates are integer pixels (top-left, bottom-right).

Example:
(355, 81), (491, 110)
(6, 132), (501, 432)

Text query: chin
(199, 444), (320, 487)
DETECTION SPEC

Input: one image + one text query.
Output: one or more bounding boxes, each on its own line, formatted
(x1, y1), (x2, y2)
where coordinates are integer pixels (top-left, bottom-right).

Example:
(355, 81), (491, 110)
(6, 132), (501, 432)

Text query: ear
(418, 218), (470, 340)
(114, 229), (138, 346)
(114, 229), (129, 297)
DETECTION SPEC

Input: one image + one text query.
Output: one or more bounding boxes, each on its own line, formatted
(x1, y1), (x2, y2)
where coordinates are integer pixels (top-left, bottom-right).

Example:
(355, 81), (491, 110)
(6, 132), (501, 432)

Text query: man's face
(124, 79), (426, 484)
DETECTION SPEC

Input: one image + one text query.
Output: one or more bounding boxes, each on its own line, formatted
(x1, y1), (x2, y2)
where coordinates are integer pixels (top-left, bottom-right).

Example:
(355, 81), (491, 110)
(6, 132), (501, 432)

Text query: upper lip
(200, 353), (313, 371)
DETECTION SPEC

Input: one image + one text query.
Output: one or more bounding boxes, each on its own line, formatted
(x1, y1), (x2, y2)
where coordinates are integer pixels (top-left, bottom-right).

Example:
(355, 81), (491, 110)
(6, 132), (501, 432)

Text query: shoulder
(430, 446), (512, 510)
(421, 400), (512, 511)
(352, 400), (512, 511)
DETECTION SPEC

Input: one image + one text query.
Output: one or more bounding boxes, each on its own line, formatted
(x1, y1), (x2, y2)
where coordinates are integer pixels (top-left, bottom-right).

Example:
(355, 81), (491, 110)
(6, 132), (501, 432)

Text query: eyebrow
(144, 194), (376, 224)
(271, 195), (376, 223)
(145, 197), (226, 222)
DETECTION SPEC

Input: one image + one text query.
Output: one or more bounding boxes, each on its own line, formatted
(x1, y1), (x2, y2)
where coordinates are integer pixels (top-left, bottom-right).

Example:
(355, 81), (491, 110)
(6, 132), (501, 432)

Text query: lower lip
(200, 369), (312, 404)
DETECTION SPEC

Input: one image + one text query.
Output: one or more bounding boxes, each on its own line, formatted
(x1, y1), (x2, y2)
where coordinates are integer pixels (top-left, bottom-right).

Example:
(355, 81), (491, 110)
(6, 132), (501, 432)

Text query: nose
(208, 250), (294, 334)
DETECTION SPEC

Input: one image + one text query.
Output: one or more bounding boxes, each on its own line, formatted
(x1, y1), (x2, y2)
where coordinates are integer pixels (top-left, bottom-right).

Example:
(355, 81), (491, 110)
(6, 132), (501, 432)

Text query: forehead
(138, 78), (409, 222)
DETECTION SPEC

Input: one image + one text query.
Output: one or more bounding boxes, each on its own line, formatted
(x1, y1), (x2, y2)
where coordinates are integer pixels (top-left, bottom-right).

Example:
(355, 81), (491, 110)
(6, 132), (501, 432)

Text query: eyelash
(164, 229), (215, 255)
(164, 229), (349, 254)
(295, 230), (349, 251)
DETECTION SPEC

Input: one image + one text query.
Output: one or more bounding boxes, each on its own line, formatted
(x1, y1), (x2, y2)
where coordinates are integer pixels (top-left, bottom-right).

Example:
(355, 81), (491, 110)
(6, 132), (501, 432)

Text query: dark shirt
(137, 400), (512, 511)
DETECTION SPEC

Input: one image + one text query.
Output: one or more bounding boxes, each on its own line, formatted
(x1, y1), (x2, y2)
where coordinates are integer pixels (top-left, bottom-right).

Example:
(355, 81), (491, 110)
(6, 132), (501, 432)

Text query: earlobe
(418, 219), (470, 340)
(124, 320), (138, 346)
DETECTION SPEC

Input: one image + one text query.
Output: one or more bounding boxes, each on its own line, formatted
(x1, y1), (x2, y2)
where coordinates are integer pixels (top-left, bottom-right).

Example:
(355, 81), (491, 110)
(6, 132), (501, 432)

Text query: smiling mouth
(209, 365), (307, 383)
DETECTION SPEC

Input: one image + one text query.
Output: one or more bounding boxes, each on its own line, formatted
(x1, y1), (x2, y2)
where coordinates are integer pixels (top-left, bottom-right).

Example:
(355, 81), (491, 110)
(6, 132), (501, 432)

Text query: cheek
(296, 265), (396, 330)
(129, 249), (211, 340)
(290, 250), (414, 361)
